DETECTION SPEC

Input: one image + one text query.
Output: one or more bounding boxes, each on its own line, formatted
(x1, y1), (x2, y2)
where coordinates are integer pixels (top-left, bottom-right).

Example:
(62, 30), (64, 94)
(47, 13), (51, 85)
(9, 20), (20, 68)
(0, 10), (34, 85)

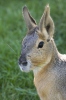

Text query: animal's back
(55, 54), (66, 99)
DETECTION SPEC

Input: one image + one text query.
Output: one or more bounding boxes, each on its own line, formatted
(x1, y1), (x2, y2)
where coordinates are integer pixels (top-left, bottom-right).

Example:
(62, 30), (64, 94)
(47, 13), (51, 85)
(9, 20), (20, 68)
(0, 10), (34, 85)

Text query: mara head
(19, 5), (55, 72)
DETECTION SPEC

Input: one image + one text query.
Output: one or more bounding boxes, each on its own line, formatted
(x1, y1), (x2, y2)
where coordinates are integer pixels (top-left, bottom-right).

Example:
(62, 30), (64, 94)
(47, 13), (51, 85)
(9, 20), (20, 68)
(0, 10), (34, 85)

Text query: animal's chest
(34, 71), (63, 100)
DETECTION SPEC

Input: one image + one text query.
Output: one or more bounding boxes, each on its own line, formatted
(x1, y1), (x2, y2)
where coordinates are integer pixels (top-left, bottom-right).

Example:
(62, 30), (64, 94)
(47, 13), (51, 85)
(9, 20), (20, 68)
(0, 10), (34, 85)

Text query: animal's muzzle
(19, 54), (27, 66)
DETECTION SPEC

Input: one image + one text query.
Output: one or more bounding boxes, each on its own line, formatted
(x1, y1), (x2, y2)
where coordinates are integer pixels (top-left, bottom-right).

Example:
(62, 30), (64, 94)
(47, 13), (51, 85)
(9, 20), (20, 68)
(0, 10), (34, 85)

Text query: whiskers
(6, 43), (20, 60)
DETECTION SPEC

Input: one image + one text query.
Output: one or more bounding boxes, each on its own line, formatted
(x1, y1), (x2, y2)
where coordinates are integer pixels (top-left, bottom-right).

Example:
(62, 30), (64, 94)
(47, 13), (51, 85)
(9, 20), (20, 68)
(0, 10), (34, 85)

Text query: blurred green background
(0, 0), (66, 100)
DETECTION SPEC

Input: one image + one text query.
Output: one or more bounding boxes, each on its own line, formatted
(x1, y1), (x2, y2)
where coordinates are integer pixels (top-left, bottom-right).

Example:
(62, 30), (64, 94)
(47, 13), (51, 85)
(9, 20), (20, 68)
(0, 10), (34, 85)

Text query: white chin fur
(19, 60), (31, 72)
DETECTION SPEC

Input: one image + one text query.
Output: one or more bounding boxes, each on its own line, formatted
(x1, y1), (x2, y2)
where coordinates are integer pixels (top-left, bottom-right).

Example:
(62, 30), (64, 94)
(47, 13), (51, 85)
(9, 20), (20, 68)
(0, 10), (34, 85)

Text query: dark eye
(38, 41), (44, 48)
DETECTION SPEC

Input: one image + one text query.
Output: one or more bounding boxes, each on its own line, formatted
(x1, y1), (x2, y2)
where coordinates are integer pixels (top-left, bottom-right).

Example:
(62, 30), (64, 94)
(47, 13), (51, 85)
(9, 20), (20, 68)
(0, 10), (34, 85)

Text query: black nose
(19, 55), (27, 66)
(19, 59), (27, 66)
(19, 53), (27, 66)
(22, 61), (27, 66)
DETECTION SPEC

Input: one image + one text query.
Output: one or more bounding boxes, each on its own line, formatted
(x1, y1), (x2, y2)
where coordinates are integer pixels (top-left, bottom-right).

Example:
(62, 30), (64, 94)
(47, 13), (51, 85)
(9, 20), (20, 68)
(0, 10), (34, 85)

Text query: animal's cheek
(29, 52), (44, 63)
(26, 48), (47, 64)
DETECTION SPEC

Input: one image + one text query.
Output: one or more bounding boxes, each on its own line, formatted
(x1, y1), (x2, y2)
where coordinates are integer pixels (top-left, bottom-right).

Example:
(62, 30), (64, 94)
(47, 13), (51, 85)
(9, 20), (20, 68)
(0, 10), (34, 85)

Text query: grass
(0, 0), (66, 100)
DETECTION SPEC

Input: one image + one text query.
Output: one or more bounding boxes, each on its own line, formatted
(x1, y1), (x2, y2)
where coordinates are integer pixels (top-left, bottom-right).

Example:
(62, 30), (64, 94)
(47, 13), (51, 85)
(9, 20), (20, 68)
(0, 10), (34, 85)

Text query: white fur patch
(19, 60), (31, 72)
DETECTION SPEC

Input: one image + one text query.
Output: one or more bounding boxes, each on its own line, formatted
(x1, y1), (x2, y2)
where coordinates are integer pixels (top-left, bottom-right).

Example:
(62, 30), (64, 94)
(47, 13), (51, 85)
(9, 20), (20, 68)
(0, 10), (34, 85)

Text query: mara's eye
(38, 41), (44, 48)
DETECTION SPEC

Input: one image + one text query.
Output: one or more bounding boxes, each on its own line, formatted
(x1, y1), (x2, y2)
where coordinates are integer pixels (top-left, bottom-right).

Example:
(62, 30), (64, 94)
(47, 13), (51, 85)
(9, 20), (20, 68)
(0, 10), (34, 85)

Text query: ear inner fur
(39, 5), (54, 38)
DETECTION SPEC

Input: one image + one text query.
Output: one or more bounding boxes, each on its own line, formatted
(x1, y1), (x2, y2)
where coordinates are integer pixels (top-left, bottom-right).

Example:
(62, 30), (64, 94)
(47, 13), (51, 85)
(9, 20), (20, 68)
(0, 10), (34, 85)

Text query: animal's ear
(39, 5), (54, 38)
(23, 6), (37, 31)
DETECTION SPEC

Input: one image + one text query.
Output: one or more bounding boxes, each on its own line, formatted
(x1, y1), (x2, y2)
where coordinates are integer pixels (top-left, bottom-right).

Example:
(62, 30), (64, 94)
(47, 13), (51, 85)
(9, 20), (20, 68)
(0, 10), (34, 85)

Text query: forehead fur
(22, 27), (38, 53)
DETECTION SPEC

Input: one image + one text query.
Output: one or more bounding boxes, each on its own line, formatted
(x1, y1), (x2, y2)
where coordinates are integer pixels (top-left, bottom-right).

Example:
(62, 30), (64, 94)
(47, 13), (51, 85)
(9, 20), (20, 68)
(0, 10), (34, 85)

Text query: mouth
(19, 60), (31, 72)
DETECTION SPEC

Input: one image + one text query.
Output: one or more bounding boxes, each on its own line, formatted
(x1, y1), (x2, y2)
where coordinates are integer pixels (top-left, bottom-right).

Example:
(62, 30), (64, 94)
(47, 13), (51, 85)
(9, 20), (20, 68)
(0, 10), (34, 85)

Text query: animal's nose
(22, 61), (27, 66)
(19, 55), (27, 66)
